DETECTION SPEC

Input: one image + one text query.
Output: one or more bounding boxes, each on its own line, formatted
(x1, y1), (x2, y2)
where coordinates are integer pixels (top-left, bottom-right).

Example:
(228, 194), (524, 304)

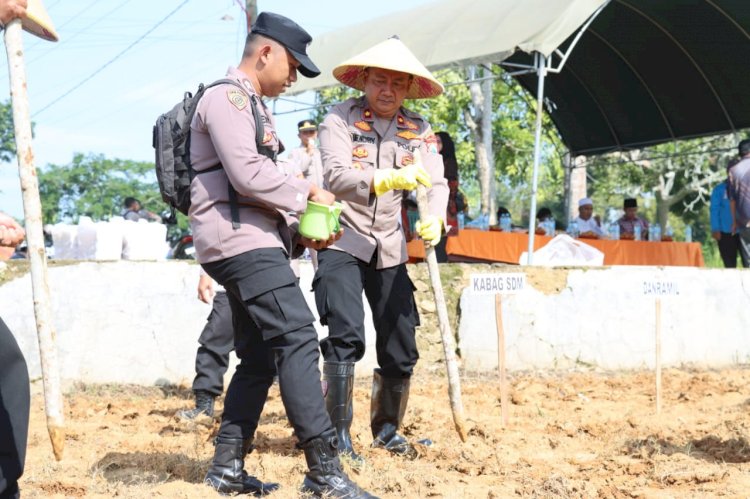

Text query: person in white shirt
(574, 197), (604, 237)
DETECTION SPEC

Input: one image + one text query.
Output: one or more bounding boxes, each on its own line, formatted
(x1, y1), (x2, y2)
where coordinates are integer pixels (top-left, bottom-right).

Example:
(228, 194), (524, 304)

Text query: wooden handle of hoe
(414, 182), (468, 442)
(5, 19), (66, 460)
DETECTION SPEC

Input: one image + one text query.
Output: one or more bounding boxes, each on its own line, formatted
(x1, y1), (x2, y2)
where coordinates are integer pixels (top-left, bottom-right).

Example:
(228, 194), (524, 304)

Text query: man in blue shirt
(710, 178), (744, 268)
(728, 139), (750, 268)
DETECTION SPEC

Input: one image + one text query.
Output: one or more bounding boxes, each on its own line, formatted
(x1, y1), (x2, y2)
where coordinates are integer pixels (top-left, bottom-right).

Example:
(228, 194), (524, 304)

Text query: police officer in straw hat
(188, 11), (374, 498)
(315, 36), (448, 461)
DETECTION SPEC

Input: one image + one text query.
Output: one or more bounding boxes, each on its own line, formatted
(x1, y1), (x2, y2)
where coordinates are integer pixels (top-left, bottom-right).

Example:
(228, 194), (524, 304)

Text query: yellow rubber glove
(416, 216), (443, 247)
(372, 164), (432, 196)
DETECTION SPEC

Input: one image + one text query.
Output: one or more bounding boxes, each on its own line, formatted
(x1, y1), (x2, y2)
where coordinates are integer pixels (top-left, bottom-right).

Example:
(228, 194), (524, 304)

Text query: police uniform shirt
(319, 96), (448, 269)
(287, 146), (324, 188)
(189, 67), (310, 264)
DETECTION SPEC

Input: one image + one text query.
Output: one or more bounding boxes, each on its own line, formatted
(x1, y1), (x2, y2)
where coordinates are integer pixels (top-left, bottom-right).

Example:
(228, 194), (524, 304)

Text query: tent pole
(526, 52), (547, 265)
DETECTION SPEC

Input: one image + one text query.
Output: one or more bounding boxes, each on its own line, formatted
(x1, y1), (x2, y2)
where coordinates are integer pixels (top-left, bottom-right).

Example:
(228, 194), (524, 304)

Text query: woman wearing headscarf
(434, 131), (465, 262)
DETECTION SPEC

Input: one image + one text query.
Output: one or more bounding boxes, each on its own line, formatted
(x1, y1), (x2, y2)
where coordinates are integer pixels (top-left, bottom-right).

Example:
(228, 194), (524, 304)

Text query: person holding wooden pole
(316, 36), (448, 462)
(2, 1), (60, 495)
(0, 212), (29, 499)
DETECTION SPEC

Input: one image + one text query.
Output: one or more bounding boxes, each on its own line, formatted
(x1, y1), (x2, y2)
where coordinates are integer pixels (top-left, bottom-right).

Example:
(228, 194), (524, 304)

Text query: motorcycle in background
(167, 234), (194, 259)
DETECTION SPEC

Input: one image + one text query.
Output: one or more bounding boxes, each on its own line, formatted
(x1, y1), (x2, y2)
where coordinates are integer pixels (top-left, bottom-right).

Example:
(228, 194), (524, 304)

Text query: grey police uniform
(189, 66), (330, 444)
(288, 145), (324, 188)
(316, 96), (448, 376)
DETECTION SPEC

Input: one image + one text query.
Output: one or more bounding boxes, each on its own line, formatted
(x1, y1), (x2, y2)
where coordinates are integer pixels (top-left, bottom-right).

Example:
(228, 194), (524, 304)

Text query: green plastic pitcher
(299, 201), (343, 240)
(328, 202), (343, 234)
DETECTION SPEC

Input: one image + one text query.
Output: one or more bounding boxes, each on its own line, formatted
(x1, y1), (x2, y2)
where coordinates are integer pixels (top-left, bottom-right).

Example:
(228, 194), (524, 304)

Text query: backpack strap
(202, 79), (277, 230)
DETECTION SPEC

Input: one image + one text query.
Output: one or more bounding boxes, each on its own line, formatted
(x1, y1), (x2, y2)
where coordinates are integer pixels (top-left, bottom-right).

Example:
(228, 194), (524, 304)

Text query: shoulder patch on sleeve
(227, 89), (248, 111)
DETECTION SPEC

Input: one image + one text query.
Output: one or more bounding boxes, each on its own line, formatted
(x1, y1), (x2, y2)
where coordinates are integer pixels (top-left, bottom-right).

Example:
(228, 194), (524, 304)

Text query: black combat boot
(323, 362), (363, 464)
(301, 429), (377, 498)
(204, 436), (279, 496)
(177, 390), (215, 421)
(370, 370), (416, 457)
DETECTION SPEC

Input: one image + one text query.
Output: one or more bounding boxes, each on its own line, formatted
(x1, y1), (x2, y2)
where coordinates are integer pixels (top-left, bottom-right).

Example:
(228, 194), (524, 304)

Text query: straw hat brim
(333, 38), (443, 99)
(22, 0), (58, 42)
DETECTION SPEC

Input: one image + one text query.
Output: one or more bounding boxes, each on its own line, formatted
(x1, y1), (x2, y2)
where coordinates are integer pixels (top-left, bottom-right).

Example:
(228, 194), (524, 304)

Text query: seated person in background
(121, 197), (162, 222)
(617, 197), (649, 240)
(493, 206), (511, 231)
(574, 197), (604, 238)
(535, 207), (552, 235)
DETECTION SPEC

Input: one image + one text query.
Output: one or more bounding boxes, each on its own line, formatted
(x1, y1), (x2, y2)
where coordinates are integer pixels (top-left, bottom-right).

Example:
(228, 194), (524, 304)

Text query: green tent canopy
(507, 0), (750, 155)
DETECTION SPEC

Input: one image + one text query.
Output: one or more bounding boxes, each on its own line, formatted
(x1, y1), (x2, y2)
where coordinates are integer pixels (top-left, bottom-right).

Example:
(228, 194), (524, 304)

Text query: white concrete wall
(459, 266), (750, 371)
(3, 262), (749, 387)
(0, 261), (378, 387)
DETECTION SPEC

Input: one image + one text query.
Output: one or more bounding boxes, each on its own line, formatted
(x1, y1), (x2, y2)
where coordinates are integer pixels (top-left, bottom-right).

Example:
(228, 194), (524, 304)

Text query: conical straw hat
(22, 0), (58, 42)
(333, 37), (443, 99)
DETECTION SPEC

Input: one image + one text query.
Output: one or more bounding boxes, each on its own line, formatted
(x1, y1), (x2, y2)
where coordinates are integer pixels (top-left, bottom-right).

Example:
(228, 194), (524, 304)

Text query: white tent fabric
(288, 0), (608, 96)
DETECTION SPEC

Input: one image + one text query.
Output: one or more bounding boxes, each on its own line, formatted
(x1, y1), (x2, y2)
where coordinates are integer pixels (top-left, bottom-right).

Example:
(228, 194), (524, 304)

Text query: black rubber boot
(177, 390), (215, 421)
(301, 430), (377, 498)
(323, 362), (363, 464)
(370, 370), (416, 458)
(204, 436), (279, 496)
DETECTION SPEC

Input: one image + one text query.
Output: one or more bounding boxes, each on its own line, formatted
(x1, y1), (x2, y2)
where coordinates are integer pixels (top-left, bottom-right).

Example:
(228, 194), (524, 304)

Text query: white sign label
(470, 273), (526, 295)
(642, 280), (679, 296)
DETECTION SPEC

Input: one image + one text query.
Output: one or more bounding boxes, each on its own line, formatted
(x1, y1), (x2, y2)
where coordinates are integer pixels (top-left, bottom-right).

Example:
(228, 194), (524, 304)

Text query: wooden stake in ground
(495, 295), (509, 426)
(655, 297), (662, 415)
(414, 181), (467, 442)
(5, 19), (65, 460)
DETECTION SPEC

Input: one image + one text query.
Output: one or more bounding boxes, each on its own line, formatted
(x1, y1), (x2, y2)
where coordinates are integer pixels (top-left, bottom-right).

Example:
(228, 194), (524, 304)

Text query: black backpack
(152, 78), (274, 227)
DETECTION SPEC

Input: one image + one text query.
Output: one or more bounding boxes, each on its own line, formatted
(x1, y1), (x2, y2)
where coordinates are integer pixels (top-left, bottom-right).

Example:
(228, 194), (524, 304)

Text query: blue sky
(0, 0), (433, 219)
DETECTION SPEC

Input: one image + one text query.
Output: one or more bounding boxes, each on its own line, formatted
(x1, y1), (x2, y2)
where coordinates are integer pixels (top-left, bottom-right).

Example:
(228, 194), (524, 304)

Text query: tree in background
(38, 153), (190, 240)
(37, 153), (163, 223)
(0, 100), (18, 162)
(585, 134), (738, 242)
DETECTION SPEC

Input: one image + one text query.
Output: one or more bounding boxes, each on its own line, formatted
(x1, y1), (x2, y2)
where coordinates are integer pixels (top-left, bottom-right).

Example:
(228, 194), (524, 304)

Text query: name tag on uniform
(350, 132), (375, 144)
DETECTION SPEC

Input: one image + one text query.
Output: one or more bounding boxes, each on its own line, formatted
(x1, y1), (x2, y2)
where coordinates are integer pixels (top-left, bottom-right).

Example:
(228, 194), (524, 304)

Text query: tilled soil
(21, 366), (750, 498)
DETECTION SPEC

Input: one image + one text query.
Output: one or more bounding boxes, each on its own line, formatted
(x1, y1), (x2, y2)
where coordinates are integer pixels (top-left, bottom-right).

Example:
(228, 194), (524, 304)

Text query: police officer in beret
(188, 12), (374, 498)
(315, 37), (448, 462)
(288, 119), (324, 269)
(288, 120), (324, 188)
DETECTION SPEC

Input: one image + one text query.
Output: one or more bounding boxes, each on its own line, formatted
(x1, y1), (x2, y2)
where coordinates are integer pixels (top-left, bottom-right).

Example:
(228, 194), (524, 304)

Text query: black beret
(251, 12), (320, 78)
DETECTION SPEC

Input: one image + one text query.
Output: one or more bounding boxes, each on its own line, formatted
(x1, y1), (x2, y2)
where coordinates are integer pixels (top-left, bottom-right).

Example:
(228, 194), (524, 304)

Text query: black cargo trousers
(191, 291), (233, 396)
(202, 248), (331, 443)
(0, 318), (29, 499)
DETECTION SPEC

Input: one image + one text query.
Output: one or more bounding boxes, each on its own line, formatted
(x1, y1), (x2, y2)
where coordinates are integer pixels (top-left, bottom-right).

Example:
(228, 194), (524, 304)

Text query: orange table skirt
(407, 228), (705, 267)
